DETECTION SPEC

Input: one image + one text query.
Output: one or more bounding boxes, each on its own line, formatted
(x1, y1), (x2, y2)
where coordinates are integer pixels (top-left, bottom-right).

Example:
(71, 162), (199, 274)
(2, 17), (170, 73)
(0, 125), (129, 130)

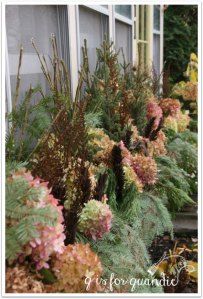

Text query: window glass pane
(115, 20), (132, 64)
(115, 5), (131, 19)
(57, 6), (69, 69)
(153, 33), (160, 75)
(79, 6), (109, 72)
(6, 5), (63, 103)
(154, 5), (160, 30)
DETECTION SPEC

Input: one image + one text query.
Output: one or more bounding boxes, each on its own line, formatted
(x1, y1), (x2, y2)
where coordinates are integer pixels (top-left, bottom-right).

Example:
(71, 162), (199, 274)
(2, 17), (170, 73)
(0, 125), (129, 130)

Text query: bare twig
(13, 45), (23, 109)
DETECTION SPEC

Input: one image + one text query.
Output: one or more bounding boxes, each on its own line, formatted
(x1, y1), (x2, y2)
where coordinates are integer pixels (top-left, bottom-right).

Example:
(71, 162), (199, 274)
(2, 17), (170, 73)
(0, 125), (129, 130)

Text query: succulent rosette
(78, 197), (113, 240)
(52, 243), (103, 293)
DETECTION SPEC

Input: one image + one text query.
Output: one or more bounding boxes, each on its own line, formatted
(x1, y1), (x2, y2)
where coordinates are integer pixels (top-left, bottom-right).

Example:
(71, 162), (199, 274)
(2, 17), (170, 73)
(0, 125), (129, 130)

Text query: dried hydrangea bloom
(164, 115), (178, 132)
(147, 130), (167, 157)
(6, 264), (44, 293)
(132, 154), (158, 185)
(176, 111), (191, 132)
(52, 243), (103, 293)
(88, 128), (115, 166)
(9, 169), (65, 270)
(182, 82), (197, 101)
(118, 140), (133, 166)
(131, 124), (139, 142)
(88, 164), (98, 194)
(119, 141), (157, 186)
(123, 165), (143, 192)
(160, 98), (181, 117)
(78, 198), (113, 240)
(146, 99), (163, 129)
(172, 81), (197, 102)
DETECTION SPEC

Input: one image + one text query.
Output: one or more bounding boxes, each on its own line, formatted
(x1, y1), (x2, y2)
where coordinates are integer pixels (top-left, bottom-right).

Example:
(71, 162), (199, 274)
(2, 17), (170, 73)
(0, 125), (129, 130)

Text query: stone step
(181, 202), (197, 213)
(173, 206), (198, 234)
(175, 211), (197, 219)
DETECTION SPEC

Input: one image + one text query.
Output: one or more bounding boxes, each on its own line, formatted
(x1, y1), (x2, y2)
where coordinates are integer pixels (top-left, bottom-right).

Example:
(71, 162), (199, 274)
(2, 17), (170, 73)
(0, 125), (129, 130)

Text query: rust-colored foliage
(31, 36), (92, 245)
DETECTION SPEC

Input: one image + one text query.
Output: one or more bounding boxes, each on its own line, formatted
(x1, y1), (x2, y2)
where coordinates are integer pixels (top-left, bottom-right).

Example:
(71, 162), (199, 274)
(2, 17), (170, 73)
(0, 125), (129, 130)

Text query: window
(115, 20), (132, 63)
(137, 5), (149, 66)
(5, 5), (136, 100)
(153, 5), (161, 76)
(115, 5), (132, 19)
(153, 5), (160, 31)
(6, 5), (67, 104)
(79, 6), (109, 72)
(115, 5), (133, 64)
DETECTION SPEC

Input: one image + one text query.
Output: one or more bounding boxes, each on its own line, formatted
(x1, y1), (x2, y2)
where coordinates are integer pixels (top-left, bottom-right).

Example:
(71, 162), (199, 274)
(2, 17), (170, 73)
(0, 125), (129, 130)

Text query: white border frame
(1, 1), (202, 298)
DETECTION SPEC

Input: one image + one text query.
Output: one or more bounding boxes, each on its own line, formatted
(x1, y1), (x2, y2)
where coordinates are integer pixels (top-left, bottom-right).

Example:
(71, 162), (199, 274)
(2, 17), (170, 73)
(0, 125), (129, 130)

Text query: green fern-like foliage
(167, 138), (197, 194)
(167, 138), (197, 173)
(6, 170), (58, 262)
(164, 128), (197, 147)
(6, 160), (28, 177)
(76, 214), (163, 293)
(132, 192), (173, 247)
(102, 168), (173, 250)
(177, 130), (197, 147)
(155, 156), (194, 213)
(6, 89), (53, 162)
(84, 111), (102, 128)
(118, 186), (173, 247)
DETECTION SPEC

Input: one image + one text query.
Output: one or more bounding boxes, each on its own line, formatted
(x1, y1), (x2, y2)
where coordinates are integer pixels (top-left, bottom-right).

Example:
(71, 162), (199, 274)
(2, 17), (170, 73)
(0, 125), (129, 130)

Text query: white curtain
(79, 6), (109, 72)
(115, 20), (132, 64)
(6, 5), (61, 104)
(153, 33), (160, 76)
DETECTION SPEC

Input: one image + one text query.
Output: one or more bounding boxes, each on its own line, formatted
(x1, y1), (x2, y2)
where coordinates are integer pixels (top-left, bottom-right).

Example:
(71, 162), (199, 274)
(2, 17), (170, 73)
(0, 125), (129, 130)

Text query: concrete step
(175, 211), (197, 219)
(181, 205), (197, 213)
(173, 205), (197, 234)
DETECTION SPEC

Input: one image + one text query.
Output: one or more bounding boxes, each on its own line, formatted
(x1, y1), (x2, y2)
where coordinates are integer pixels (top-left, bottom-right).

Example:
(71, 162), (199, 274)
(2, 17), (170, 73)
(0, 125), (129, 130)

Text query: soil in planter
(149, 233), (198, 293)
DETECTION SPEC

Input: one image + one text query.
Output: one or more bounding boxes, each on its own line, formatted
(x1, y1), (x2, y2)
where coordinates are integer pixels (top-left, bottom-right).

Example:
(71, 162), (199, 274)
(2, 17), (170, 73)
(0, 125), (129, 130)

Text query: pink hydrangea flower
(11, 169), (65, 270)
(146, 99), (163, 129)
(78, 198), (113, 241)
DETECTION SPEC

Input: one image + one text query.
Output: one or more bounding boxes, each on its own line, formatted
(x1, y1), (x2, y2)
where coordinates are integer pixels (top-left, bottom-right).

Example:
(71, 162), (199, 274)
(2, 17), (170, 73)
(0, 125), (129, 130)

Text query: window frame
(133, 4), (164, 77)
(135, 5), (151, 67)
(76, 5), (134, 75)
(4, 4), (138, 101)
(114, 5), (134, 63)
(152, 5), (164, 77)
(5, 4), (68, 109)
